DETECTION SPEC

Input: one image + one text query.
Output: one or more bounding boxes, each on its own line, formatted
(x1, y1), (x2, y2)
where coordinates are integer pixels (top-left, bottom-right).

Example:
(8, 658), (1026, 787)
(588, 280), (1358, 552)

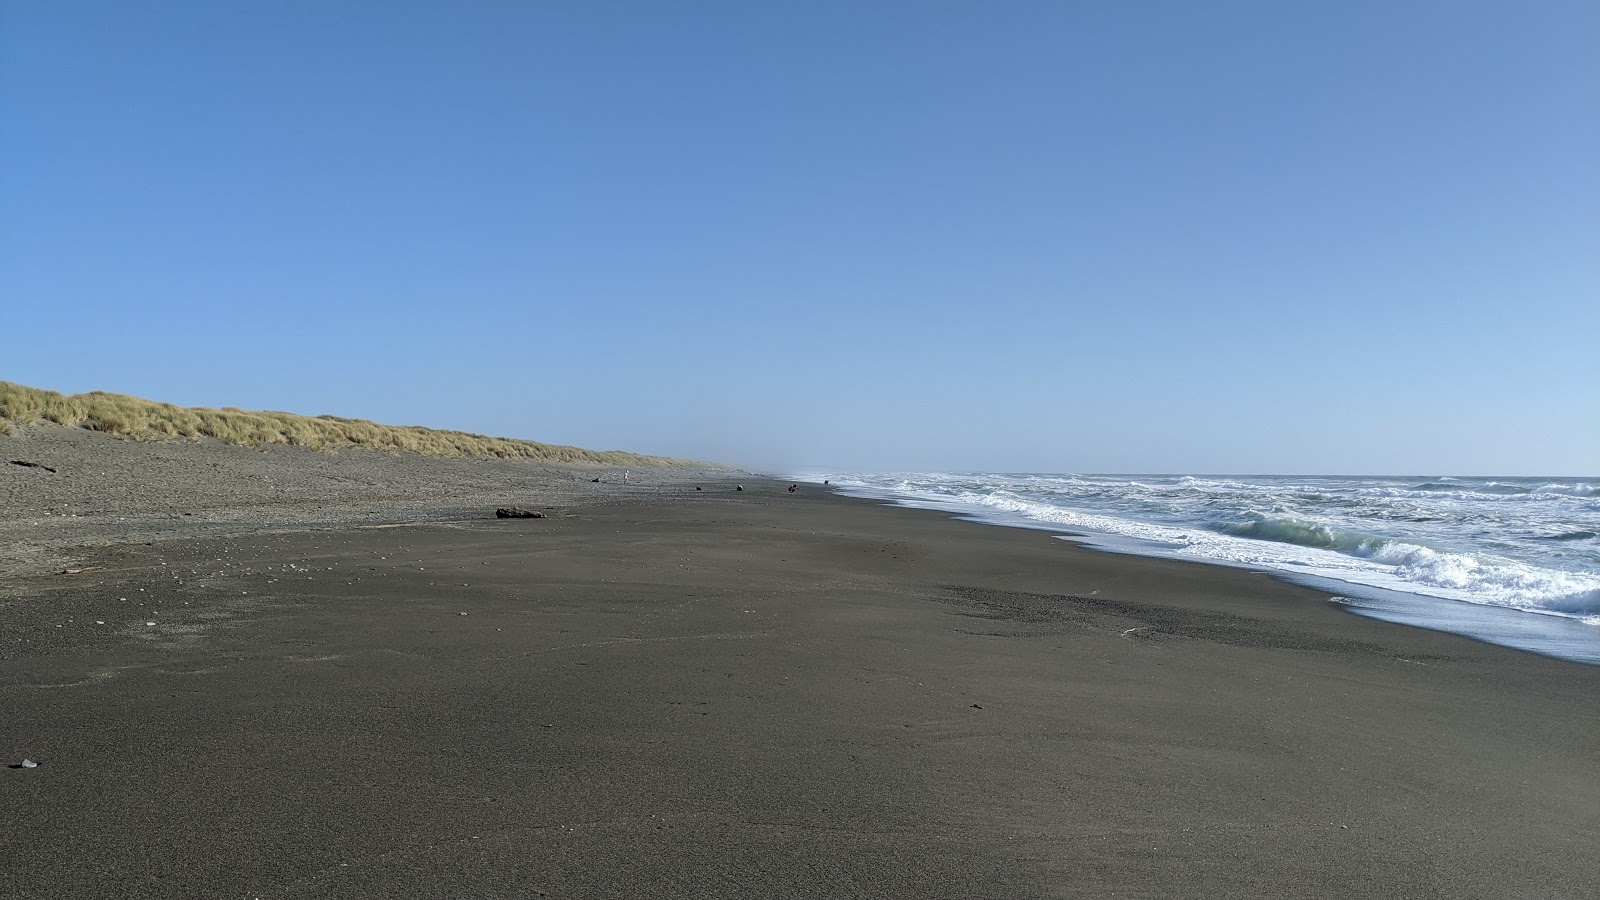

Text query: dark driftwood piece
(10, 460), (57, 473)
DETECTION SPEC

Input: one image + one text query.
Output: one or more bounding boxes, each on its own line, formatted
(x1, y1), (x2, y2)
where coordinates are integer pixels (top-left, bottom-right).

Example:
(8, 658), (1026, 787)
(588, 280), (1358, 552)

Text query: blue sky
(3, 1), (1595, 474)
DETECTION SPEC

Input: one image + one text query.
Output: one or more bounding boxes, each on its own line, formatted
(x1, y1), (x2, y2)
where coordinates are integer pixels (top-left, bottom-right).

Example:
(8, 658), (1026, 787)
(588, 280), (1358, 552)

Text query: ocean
(802, 472), (1600, 665)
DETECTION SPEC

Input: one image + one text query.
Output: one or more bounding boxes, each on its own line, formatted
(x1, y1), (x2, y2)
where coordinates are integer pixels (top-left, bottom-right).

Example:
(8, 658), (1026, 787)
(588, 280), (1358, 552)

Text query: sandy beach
(3, 434), (1597, 898)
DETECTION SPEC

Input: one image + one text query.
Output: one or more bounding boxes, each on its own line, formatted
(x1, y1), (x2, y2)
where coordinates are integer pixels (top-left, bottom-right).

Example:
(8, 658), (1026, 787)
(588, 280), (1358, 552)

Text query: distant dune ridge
(0, 380), (685, 466)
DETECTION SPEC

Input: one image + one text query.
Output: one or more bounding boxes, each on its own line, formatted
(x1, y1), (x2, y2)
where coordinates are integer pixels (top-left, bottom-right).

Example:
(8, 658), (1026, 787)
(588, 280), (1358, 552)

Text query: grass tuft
(0, 381), (691, 466)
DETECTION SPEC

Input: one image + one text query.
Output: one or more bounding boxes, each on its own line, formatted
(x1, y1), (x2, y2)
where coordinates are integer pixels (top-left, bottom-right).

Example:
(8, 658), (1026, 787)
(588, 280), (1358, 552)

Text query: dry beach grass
(0, 381), (683, 466)
(0, 382), (723, 582)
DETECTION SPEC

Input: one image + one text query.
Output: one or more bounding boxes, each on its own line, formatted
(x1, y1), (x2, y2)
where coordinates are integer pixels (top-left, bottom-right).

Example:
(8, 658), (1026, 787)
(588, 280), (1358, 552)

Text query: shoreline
(808, 477), (1600, 666)
(4, 466), (1597, 897)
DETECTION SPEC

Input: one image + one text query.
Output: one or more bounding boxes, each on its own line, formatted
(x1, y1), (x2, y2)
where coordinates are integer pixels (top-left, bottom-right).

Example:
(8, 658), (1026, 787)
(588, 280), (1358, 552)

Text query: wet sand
(3, 476), (1597, 898)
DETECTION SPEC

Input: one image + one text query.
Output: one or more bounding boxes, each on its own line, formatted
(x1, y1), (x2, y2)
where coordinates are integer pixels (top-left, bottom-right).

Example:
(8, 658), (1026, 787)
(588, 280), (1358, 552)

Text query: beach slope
(3, 474), (1596, 898)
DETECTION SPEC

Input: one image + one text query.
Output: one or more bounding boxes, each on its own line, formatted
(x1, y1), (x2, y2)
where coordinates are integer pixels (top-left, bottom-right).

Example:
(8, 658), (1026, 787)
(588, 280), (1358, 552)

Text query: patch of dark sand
(939, 585), (1469, 658)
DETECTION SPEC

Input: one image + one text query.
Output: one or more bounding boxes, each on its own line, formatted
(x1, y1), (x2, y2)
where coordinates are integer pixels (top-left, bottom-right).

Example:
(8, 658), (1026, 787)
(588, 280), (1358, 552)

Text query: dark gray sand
(0, 426), (719, 579)
(3, 452), (1597, 897)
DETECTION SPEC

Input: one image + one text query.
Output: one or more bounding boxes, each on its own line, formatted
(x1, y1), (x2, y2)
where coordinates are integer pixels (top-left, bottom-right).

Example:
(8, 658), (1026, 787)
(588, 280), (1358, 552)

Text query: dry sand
(2, 429), (1596, 898)
(0, 425), (722, 579)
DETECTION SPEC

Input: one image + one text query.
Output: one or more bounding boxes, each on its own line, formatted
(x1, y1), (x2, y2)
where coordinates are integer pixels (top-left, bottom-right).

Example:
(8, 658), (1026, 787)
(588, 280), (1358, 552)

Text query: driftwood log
(10, 460), (57, 473)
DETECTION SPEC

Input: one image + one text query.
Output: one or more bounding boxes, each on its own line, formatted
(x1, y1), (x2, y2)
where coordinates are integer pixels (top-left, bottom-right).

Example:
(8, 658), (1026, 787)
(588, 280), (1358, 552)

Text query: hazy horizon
(4, 2), (1595, 475)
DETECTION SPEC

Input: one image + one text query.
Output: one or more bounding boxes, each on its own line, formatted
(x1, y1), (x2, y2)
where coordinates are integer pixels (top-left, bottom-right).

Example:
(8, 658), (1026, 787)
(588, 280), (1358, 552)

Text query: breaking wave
(806, 472), (1600, 629)
(1222, 516), (1383, 554)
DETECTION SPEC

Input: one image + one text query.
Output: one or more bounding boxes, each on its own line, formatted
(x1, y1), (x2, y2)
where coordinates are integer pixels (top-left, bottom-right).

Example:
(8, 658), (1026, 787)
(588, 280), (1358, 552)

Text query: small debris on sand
(9, 460), (57, 473)
(495, 507), (544, 519)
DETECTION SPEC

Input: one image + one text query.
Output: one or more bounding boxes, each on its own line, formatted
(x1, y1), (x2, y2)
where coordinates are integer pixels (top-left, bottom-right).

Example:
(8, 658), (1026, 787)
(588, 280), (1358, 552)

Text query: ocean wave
(1400, 480), (1598, 498)
(1176, 476), (1277, 492)
(1219, 515), (1384, 555)
(808, 471), (1600, 625)
(1532, 483), (1597, 497)
(1411, 481), (1476, 492)
(1359, 541), (1599, 607)
(1379, 486), (1594, 504)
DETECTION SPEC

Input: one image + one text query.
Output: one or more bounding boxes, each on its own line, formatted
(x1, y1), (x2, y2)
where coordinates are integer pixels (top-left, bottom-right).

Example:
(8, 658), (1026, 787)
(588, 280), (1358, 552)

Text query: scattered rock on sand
(495, 507), (544, 519)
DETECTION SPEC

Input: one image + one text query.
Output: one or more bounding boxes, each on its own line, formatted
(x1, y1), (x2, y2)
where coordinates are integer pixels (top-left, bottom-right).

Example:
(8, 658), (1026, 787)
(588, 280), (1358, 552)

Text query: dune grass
(0, 381), (689, 466)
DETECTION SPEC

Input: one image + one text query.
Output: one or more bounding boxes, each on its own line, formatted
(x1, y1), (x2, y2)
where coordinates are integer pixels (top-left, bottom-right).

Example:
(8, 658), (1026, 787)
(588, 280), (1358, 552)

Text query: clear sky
(3, 1), (1595, 474)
